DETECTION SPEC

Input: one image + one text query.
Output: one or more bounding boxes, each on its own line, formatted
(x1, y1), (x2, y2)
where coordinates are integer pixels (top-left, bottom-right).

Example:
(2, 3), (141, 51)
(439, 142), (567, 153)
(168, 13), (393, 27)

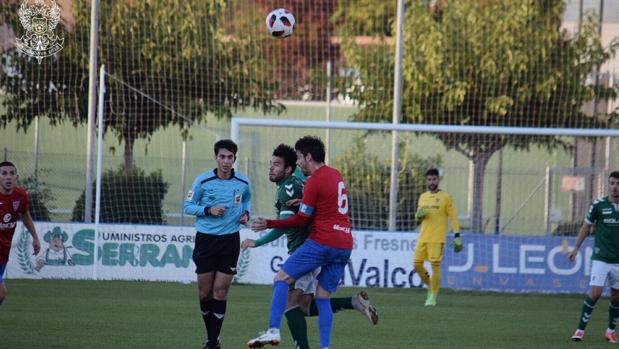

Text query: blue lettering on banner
(443, 235), (593, 293)
(270, 256), (283, 273)
(347, 258), (423, 289)
(66, 229), (193, 268)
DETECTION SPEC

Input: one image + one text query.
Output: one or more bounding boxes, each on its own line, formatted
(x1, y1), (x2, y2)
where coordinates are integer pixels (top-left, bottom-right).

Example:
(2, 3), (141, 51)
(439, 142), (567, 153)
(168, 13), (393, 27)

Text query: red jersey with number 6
(0, 187), (29, 263)
(298, 166), (352, 249)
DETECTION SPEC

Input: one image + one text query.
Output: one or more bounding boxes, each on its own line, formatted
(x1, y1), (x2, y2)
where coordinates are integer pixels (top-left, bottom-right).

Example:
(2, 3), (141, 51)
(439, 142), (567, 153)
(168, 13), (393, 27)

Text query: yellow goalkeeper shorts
(413, 242), (445, 263)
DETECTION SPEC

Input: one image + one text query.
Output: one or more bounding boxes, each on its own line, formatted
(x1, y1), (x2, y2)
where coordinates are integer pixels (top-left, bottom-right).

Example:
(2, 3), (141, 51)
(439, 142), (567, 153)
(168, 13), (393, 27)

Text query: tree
(333, 0), (397, 37)
(70, 0), (281, 169)
(333, 137), (442, 230)
(337, 0), (618, 232)
(252, 0), (337, 100)
(1, 0), (282, 169)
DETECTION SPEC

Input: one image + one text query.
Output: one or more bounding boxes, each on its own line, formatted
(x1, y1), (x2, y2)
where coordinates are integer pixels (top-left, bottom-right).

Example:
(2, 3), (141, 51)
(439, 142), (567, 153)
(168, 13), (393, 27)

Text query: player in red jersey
(248, 136), (353, 349)
(0, 161), (41, 306)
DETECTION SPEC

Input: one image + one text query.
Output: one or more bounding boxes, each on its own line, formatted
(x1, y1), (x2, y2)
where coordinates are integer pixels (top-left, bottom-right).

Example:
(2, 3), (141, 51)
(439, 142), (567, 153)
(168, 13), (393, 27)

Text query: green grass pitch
(0, 279), (613, 348)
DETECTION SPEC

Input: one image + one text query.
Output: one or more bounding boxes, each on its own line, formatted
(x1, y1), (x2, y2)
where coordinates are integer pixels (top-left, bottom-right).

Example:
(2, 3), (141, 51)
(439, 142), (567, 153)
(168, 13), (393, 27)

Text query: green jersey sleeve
(255, 228), (286, 247)
(585, 200), (599, 224)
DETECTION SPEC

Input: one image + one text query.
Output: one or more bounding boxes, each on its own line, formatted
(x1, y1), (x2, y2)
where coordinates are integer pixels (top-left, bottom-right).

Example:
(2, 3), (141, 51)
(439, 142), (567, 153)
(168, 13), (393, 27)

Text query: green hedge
(72, 166), (168, 224)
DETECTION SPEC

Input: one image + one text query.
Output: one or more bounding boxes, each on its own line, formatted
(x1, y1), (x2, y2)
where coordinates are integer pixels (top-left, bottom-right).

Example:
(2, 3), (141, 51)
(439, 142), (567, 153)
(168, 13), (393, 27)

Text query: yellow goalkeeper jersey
(417, 190), (460, 243)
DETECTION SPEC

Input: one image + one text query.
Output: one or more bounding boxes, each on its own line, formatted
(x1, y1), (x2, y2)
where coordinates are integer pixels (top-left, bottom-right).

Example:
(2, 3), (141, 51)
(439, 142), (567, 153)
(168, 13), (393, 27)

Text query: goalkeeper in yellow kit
(413, 168), (463, 306)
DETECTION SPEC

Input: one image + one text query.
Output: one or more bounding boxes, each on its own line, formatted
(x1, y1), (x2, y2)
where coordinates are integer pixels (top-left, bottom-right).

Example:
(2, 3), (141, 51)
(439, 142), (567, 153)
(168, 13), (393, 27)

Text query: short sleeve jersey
(298, 166), (353, 249)
(0, 187), (29, 263)
(585, 196), (619, 263)
(275, 175), (309, 253)
(417, 190), (460, 243)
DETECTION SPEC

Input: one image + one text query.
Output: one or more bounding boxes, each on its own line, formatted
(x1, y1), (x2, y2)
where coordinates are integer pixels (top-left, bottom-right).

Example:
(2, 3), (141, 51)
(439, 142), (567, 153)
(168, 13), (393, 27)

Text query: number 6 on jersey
(337, 181), (349, 214)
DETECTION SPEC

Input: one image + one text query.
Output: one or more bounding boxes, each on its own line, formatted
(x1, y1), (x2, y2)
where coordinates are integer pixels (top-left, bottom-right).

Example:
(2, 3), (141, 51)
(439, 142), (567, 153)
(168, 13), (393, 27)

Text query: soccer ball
(265, 8), (295, 38)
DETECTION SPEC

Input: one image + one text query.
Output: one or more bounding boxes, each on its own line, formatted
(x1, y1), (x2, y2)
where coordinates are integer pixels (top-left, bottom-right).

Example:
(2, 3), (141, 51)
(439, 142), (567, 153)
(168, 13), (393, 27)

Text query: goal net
(0, 0), (616, 229)
(232, 117), (619, 235)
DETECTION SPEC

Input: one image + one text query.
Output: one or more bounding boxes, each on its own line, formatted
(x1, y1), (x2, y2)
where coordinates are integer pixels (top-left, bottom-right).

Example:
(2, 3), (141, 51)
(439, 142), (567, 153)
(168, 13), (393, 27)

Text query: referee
(184, 139), (251, 349)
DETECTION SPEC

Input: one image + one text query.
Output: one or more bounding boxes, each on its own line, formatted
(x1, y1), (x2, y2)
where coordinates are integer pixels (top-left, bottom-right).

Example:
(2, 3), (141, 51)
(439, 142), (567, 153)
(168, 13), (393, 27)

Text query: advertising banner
(7, 223), (592, 293)
(8, 223), (198, 282)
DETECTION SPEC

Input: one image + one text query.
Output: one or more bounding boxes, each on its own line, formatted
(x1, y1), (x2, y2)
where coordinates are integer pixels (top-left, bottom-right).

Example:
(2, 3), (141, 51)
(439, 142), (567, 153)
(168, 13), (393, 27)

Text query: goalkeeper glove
(415, 208), (427, 221)
(452, 233), (463, 253)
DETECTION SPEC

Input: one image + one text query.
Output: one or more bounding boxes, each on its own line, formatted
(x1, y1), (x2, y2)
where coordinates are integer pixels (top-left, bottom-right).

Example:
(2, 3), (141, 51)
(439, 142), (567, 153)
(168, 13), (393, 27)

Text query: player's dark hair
(610, 171), (619, 180)
(425, 168), (440, 177)
(295, 136), (325, 163)
(273, 144), (297, 172)
(0, 161), (16, 170)
(214, 139), (238, 156)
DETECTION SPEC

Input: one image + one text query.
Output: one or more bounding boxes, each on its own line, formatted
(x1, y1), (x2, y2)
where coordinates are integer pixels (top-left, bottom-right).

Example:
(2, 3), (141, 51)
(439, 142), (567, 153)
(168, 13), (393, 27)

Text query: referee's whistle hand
(251, 218), (268, 232)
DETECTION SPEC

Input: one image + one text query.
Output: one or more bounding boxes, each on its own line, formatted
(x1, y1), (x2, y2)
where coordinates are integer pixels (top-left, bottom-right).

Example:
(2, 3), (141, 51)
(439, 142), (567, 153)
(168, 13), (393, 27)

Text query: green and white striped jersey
(275, 174), (309, 253)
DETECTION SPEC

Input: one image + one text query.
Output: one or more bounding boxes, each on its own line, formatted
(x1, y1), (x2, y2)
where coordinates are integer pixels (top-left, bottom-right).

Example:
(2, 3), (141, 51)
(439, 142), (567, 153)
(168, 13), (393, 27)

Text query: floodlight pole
(388, 0), (405, 231)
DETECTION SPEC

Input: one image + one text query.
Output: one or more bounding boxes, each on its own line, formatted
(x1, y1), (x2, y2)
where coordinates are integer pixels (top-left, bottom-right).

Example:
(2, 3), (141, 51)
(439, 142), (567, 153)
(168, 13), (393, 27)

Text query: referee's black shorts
(192, 232), (240, 275)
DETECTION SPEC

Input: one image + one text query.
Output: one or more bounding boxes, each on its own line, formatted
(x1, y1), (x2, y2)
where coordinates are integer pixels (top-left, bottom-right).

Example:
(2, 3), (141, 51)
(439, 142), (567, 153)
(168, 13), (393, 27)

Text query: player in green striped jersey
(243, 151), (308, 254)
(569, 171), (619, 343)
(242, 144), (377, 349)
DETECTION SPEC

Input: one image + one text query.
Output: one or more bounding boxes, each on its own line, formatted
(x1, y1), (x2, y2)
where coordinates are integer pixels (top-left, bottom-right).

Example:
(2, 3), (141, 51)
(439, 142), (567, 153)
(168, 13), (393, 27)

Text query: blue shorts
(0, 263), (5, 284)
(282, 239), (351, 293)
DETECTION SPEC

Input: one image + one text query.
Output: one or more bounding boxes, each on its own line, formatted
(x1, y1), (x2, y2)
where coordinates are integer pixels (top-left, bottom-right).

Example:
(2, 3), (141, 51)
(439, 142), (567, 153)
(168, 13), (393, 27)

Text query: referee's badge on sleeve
(187, 190), (194, 200)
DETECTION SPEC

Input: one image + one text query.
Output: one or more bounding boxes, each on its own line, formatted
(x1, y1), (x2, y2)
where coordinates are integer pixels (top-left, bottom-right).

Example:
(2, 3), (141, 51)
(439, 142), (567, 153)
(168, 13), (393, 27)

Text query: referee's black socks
(208, 299), (227, 345)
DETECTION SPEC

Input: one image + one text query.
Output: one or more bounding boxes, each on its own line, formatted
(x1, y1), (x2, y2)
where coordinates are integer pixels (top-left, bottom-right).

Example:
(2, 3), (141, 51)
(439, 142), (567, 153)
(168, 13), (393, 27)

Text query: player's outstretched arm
(252, 228), (287, 248)
(242, 229), (287, 248)
(266, 213), (311, 230)
(568, 222), (591, 262)
(21, 211), (41, 255)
